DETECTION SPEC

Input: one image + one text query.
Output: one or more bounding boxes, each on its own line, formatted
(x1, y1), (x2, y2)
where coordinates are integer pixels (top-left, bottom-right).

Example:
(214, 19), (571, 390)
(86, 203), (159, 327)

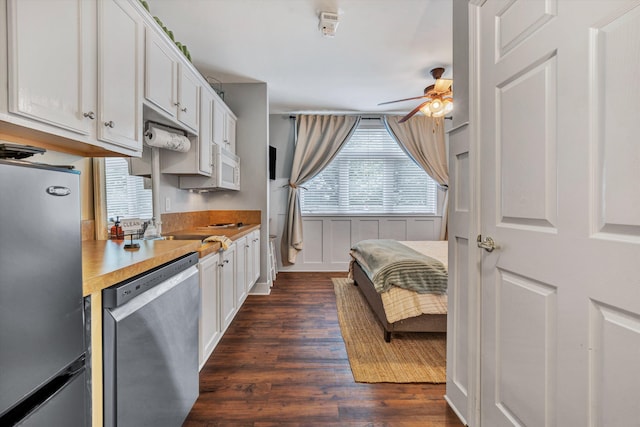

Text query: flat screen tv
(269, 146), (276, 180)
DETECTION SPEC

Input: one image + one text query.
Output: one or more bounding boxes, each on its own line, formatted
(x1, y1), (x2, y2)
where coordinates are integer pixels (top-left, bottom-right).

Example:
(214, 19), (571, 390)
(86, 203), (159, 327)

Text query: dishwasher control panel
(102, 252), (199, 308)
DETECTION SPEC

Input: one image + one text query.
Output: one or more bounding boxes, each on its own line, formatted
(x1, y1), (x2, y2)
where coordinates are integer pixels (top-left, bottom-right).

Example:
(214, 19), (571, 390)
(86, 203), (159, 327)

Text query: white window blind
(300, 121), (437, 214)
(104, 158), (153, 221)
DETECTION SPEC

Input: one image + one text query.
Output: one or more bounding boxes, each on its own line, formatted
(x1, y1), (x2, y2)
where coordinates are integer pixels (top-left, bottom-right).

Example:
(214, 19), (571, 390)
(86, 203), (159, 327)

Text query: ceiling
(149, 0), (453, 115)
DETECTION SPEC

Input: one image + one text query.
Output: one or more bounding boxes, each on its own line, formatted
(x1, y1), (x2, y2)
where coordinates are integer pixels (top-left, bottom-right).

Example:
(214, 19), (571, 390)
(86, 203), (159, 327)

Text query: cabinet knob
(104, 121), (115, 128)
(83, 111), (95, 120)
(181, 107), (188, 113)
(174, 102), (181, 107)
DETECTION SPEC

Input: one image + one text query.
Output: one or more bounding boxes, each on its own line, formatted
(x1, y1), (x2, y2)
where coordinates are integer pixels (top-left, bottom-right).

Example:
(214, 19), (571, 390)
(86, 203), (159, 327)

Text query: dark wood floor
(184, 272), (464, 427)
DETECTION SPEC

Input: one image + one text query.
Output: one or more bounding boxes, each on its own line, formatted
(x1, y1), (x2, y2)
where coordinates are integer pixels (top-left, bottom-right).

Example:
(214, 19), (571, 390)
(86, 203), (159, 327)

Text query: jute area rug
(332, 277), (446, 383)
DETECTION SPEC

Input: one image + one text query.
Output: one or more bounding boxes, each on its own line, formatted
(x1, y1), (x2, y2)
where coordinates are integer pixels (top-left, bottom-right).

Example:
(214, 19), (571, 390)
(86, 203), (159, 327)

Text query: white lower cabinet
(249, 231), (261, 287)
(235, 236), (248, 307)
(219, 243), (236, 333)
(237, 231), (260, 301)
(198, 231), (260, 368)
(198, 251), (221, 369)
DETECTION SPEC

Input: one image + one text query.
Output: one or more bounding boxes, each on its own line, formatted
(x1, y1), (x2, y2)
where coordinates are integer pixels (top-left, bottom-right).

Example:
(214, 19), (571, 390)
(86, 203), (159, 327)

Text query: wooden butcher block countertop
(82, 239), (201, 296)
(81, 224), (260, 296)
(165, 224), (260, 258)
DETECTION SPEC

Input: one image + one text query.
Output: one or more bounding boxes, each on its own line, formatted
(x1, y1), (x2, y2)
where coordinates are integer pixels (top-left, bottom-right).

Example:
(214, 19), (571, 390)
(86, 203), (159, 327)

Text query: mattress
(380, 240), (448, 323)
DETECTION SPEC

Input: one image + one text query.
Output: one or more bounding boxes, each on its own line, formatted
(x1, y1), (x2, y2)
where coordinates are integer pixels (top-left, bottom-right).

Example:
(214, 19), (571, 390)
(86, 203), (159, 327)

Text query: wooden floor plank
(184, 272), (464, 426)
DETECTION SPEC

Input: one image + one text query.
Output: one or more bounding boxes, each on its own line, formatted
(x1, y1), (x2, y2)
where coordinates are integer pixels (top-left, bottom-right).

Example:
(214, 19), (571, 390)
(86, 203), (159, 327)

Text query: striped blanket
(350, 239), (448, 294)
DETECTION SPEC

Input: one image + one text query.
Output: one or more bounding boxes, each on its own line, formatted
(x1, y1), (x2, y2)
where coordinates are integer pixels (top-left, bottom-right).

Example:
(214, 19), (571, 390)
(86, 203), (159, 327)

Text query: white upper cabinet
(198, 89), (214, 175)
(144, 26), (199, 133)
(4, 0), (143, 156)
(212, 96), (237, 153)
(177, 65), (200, 131)
(159, 86), (210, 176)
(3, 0), (235, 159)
(6, 0), (96, 136)
(97, 0), (144, 153)
(224, 111), (236, 153)
(144, 28), (178, 119)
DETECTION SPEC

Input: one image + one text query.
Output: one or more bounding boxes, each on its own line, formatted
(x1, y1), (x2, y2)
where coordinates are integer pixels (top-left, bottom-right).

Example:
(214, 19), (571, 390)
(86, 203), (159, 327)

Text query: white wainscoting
(276, 215), (443, 272)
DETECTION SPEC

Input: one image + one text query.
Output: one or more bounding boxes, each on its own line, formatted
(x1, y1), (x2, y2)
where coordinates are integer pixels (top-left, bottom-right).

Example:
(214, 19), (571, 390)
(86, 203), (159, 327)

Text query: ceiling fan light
(443, 99), (454, 114)
(420, 104), (432, 117)
(428, 98), (443, 113)
(432, 109), (446, 118)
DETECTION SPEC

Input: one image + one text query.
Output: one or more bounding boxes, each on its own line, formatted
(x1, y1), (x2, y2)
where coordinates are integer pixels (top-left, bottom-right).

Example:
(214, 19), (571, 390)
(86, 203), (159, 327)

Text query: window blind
(104, 157), (153, 221)
(301, 122), (437, 214)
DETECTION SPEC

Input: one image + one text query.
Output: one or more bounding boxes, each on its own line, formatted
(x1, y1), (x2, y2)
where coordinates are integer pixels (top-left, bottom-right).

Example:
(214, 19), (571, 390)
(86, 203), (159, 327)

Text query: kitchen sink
(164, 234), (206, 241)
(205, 222), (246, 229)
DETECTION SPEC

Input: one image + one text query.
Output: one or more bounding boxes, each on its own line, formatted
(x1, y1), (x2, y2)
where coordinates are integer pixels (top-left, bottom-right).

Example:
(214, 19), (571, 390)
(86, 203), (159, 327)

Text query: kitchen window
(300, 121), (437, 214)
(103, 157), (153, 221)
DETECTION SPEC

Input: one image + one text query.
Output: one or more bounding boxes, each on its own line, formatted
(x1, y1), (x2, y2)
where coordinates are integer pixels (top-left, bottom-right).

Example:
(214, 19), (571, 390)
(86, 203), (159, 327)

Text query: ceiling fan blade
(398, 100), (430, 123)
(434, 78), (453, 93)
(378, 94), (428, 106)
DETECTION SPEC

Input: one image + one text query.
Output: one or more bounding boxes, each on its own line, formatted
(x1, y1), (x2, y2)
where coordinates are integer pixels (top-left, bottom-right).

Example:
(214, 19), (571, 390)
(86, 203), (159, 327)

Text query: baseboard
(249, 280), (271, 295)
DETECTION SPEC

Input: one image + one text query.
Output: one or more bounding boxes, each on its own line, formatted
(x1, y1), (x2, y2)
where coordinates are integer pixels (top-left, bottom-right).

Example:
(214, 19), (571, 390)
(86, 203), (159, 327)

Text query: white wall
(276, 215), (443, 272)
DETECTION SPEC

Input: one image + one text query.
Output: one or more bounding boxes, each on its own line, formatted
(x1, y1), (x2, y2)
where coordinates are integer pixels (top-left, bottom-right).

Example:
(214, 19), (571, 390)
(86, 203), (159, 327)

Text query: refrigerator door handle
(0, 354), (86, 426)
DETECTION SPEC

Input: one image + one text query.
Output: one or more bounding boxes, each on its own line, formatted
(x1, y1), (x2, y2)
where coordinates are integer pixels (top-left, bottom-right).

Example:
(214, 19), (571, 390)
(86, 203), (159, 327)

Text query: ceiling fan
(379, 67), (453, 123)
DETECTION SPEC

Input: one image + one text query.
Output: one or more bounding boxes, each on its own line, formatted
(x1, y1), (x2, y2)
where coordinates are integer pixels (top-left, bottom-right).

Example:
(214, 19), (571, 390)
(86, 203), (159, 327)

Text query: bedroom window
(300, 121), (437, 214)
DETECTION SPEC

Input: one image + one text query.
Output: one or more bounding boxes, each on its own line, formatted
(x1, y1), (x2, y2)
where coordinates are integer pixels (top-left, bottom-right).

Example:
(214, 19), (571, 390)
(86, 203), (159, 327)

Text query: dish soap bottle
(110, 217), (123, 240)
(143, 218), (158, 239)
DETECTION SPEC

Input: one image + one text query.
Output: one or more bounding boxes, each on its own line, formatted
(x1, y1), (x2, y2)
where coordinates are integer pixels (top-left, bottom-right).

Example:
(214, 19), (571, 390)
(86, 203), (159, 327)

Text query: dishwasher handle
(102, 252), (199, 308)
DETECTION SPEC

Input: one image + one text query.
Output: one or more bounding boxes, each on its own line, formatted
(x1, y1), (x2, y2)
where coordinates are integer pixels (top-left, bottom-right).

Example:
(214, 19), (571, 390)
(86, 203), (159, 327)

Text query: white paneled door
(478, 1), (640, 426)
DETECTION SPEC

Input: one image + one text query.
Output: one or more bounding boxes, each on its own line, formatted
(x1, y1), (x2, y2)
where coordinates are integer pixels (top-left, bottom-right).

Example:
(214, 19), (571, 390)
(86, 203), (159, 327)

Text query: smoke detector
(319, 11), (339, 37)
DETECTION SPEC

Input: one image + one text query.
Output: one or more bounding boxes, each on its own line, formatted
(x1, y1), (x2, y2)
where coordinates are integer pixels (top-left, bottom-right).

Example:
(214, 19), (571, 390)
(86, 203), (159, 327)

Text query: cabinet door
(98, 0), (143, 152)
(197, 89), (214, 175)
(177, 65), (200, 132)
(144, 27), (177, 118)
(7, 0), (95, 135)
(220, 245), (236, 331)
(224, 112), (236, 153)
(245, 236), (254, 292)
(250, 231), (260, 287)
(198, 253), (220, 368)
(235, 237), (247, 307)
(211, 96), (226, 148)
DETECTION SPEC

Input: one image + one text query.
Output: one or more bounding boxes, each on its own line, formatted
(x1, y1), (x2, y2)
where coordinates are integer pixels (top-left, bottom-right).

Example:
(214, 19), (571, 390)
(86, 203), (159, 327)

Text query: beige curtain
(281, 115), (361, 265)
(383, 115), (449, 240)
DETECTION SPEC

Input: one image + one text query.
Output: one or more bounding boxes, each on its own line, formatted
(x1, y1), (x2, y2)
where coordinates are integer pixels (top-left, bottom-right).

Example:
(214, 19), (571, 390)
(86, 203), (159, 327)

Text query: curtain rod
(288, 115), (452, 120)
(288, 116), (379, 120)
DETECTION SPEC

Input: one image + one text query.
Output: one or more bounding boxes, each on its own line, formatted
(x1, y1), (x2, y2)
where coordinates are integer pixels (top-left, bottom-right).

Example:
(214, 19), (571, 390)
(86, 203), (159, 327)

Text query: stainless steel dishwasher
(102, 252), (200, 427)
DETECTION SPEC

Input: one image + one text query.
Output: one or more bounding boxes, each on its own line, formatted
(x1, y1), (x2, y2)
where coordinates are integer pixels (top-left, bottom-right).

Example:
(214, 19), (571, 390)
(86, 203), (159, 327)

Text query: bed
(349, 239), (448, 342)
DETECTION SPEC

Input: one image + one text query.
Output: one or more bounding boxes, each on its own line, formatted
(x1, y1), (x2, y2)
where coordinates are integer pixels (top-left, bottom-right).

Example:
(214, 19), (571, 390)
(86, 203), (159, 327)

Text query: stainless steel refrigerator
(0, 159), (87, 426)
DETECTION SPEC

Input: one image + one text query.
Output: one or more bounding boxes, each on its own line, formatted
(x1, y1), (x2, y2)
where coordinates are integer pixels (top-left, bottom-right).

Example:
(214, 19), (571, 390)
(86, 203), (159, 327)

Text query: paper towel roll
(144, 128), (191, 152)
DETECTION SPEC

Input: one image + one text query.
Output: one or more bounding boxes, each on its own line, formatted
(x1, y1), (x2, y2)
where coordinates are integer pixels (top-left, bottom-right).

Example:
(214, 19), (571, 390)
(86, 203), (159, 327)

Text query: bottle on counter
(110, 217), (124, 240)
(143, 218), (159, 239)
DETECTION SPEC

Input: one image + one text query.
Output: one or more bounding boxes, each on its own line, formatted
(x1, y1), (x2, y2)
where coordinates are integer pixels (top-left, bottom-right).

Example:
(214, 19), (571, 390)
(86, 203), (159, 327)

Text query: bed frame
(351, 261), (447, 342)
